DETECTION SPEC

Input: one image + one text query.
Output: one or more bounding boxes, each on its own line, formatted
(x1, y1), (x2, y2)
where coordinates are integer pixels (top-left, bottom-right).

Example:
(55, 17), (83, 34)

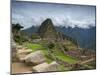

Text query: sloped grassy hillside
(23, 41), (78, 71)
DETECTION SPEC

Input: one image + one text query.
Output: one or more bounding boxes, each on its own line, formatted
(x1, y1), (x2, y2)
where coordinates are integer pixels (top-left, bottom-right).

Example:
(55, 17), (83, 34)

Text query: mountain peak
(38, 18), (57, 39)
(41, 18), (53, 27)
(44, 18), (52, 22)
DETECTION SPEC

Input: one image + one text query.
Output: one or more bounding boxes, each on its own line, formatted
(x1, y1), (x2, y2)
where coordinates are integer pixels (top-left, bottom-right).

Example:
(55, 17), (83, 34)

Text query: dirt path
(80, 58), (95, 65)
(12, 62), (33, 74)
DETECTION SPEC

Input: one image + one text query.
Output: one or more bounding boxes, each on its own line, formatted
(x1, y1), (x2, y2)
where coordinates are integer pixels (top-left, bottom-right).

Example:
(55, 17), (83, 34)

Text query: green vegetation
(47, 42), (55, 49)
(52, 48), (77, 64)
(24, 42), (77, 64)
(24, 43), (44, 51)
(55, 53), (77, 64)
(23, 42), (53, 63)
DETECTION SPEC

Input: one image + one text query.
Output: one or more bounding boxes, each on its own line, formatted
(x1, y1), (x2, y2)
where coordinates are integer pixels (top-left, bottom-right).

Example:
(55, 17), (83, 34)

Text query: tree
(12, 23), (24, 44)
(12, 23), (23, 35)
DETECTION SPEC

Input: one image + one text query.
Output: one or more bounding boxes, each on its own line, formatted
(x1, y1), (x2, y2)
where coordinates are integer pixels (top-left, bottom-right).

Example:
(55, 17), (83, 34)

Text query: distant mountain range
(55, 26), (96, 50)
(22, 20), (96, 50)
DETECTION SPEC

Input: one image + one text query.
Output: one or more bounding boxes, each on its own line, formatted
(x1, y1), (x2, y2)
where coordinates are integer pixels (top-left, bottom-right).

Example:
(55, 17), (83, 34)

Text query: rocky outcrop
(45, 61), (59, 72)
(16, 49), (33, 61)
(32, 61), (59, 72)
(24, 50), (46, 65)
(32, 62), (49, 72)
(17, 49), (32, 54)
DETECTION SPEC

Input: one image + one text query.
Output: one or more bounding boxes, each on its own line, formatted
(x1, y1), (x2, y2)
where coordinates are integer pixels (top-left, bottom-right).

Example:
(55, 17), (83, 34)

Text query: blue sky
(12, 1), (96, 29)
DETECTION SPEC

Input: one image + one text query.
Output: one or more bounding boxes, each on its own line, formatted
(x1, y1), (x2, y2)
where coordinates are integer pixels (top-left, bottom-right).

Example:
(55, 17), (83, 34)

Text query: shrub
(47, 42), (55, 49)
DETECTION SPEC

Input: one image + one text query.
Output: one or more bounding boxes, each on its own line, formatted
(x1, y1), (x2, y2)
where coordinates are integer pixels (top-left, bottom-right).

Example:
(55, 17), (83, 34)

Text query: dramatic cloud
(12, 1), (96, 29)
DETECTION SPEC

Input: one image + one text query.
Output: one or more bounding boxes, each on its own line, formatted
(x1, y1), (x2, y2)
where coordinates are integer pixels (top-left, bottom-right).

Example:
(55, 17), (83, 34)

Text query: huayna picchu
(38, 18), (58, 40)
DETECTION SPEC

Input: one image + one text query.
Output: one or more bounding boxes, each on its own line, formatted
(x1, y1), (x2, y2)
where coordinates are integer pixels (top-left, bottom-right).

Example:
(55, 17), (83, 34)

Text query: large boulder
(17, 49), (32, 54)
(24, 50), (46, 65)
(32, 61), (59, 72)
(16, 49), (33, 61)
(32, 62), (49, 72)
(45, 61), (59, 72)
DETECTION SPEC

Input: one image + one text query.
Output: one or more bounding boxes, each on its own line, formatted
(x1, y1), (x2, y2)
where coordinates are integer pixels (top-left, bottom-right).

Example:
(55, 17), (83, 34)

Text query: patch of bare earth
(12, 62), (33, 74)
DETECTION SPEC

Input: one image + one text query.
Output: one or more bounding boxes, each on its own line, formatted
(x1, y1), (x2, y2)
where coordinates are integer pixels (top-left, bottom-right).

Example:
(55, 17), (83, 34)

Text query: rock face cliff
(38, 18), (58, 40)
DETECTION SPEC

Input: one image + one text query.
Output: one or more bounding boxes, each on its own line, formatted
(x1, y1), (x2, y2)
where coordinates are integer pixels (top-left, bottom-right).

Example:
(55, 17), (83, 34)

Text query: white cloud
(12, 14), (95, 29)
(12, 1), (96, 29)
